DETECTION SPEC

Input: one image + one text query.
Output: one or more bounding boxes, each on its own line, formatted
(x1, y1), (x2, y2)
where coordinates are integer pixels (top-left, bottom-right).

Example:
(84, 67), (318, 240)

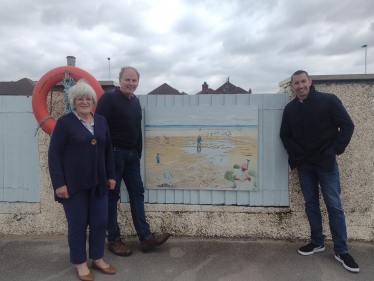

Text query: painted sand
(145, 126), (258, 191)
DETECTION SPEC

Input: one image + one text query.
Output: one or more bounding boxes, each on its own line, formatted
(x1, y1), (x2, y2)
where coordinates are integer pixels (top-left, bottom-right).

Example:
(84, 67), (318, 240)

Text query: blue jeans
(107, 148), (151, 244)
(297, 160), (348, 254)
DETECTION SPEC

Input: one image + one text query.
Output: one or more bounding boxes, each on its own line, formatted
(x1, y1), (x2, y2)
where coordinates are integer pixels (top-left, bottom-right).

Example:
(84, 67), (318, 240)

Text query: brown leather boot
(142, 233), (171, 253)
(108, 238), (132, 256)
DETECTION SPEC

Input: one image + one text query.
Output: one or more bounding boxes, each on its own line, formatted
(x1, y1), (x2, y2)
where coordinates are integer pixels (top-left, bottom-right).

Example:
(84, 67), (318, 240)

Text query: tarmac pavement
(0, 235), (373, 281)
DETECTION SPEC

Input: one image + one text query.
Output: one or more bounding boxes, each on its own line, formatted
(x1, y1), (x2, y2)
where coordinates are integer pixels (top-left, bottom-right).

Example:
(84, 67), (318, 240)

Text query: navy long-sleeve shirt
(48, 112), (115, 201)
(95, 88), (143, 158)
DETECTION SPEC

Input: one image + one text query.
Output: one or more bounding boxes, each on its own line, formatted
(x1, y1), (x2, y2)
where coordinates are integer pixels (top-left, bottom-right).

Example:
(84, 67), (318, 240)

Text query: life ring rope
(62, 76), (76, 113)
(34, 101), (64, 137)
(34, 76), (77, 136)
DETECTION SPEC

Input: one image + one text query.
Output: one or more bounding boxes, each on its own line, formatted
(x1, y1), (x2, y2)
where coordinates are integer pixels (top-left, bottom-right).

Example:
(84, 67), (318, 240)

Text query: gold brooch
(91, 139), (97, 145)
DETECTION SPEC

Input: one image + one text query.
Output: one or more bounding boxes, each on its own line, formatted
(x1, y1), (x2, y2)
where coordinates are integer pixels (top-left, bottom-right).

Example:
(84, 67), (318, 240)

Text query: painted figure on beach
(234, 160), (251, 182)
(196, 135), (202, 152)
(224, 159), (252, 189)
(156, 153), (160, 166)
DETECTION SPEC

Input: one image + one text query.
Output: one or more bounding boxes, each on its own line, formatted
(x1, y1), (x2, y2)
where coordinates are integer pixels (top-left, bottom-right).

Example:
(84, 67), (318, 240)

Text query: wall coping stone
(279, 74), (374, 87)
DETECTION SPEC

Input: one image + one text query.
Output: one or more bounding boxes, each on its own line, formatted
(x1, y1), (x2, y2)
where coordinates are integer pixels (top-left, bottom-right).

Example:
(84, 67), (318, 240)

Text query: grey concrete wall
(1, 77), (373, 243)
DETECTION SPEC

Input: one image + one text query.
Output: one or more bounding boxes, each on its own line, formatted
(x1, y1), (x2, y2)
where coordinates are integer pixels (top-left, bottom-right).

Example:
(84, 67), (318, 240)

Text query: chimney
(202, 82), (208, 94)
(66, 56), (76, 66)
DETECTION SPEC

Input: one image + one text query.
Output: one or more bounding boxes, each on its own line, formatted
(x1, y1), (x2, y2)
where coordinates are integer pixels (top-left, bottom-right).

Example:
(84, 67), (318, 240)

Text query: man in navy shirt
(280, 70), (359, 273)
(96, 66), (170, 255)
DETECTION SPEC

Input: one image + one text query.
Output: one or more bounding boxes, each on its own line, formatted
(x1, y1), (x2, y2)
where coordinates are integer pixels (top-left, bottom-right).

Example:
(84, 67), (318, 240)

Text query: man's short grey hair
(68, 79), (97, 109)
(119, 66), (140, 80)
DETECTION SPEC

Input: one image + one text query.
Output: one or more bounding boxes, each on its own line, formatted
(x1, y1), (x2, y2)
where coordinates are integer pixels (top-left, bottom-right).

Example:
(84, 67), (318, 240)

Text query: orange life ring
(32, 66), (103, 134)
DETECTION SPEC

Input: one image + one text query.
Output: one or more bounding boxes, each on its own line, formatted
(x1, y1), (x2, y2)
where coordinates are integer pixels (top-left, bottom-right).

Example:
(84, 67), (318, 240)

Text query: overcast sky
(1, 0), (373, 94)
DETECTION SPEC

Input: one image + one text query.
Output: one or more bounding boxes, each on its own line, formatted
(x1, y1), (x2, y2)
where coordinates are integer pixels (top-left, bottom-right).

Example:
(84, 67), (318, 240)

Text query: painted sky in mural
(145, 106), (258, 191)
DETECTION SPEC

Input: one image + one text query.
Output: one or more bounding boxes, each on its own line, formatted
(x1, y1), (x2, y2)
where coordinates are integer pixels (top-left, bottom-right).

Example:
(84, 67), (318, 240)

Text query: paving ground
(0, 236), (373, 281)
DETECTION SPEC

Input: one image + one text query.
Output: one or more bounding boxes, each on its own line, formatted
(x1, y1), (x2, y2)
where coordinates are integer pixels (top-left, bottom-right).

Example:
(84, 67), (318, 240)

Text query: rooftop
(0, 78), (35, 96)
(147, 83), (187, 95)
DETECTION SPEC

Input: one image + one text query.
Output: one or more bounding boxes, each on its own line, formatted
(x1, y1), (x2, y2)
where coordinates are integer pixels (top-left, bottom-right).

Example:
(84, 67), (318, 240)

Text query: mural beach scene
(145, 106), (258, 191)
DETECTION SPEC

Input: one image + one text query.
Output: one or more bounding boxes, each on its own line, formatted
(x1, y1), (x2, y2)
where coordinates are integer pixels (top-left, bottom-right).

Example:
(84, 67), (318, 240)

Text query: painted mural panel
(145, 106), (258, 191)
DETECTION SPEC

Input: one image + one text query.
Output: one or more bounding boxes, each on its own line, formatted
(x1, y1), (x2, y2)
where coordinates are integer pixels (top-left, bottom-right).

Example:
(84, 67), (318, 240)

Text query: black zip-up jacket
(96, 88), (142, 158)
(280, 84), (354, 170)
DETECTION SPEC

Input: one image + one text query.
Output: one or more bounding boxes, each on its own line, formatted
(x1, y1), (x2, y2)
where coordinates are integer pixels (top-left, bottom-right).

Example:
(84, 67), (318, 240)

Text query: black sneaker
(298, 242), (325, 256)
(335, 253), (360, 273)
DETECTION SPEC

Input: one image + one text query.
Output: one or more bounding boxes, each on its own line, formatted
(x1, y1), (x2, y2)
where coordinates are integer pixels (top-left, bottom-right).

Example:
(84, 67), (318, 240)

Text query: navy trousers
(62, 188), (108, 264)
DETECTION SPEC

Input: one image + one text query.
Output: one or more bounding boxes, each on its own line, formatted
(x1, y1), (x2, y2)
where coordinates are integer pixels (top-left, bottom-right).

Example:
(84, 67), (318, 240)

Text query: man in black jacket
(96, 66), (170, 256)
(280, 70), (359, 273)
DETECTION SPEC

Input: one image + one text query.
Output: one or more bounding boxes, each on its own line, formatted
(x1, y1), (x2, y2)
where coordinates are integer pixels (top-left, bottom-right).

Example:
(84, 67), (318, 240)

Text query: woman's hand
(107, 179), (116, 190)
(56, 185), (70, 199)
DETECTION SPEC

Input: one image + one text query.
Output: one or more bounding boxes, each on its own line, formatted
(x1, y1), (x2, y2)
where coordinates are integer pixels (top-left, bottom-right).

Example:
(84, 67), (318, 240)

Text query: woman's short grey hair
(68, 79), (97, 109)
(119, 66), (140, 80)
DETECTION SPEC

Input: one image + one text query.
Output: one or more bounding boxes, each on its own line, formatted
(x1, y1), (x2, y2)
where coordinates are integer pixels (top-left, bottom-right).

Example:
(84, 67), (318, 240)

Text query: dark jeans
(107, 148), (151, 244)
(297, 160), (348, 254)
(62, 189), (108, 264)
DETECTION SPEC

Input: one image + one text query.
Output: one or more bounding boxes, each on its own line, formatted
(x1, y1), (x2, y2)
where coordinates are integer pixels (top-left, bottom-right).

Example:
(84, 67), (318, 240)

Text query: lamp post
(361, 45), (367, 74)
(107, 57), (111, 80)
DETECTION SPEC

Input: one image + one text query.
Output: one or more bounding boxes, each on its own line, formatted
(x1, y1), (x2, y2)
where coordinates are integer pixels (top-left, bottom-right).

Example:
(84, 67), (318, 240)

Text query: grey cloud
(183, 0), (278, 18)
(220, 26), (286, 56)
(40, 3), (120, 29)
(108, 22), (149, 39)
(36, 1), (150, 35)
(40, 8), (62, 25)
(0, 42), (53, 81)
(173, 14), (208, 35)
(279, 37), (315, 54)
(0, 1), (38, 27)
(272, 0), (374, 31)
(321, 1), (374, 24)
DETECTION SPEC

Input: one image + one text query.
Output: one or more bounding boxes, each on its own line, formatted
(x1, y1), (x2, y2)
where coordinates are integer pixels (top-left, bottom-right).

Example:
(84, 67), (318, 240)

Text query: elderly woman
(48, 80), (116, 281)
